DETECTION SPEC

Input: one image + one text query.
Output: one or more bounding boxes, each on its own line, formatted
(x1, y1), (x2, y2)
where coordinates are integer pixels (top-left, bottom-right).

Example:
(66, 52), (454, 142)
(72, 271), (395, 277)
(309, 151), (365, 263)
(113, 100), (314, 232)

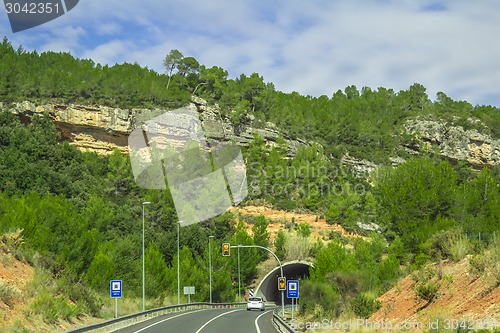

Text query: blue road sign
(287, 280), (299, 298)
(110, 280), (122, 298)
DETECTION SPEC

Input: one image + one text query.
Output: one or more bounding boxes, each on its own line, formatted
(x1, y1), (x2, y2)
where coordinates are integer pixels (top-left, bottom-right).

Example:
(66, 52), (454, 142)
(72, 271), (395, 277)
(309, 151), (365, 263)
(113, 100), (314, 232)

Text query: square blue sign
(287, 280), (299, 298)
(110, 280), (122, 298)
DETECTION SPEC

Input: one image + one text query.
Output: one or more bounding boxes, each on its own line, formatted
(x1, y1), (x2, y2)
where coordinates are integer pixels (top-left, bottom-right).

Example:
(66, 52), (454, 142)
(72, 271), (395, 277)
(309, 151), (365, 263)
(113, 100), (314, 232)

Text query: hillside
(371, 257), (500, 330)
(0, 234), (95, 332)
(0, 36), (499, 331)
(0, 234), (35, 331)
(233, 205), (362, 242)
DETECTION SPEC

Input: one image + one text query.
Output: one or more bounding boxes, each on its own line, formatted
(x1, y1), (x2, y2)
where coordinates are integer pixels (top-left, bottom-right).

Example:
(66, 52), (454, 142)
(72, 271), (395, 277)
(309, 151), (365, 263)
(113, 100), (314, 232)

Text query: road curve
(114, 307), (278, 333)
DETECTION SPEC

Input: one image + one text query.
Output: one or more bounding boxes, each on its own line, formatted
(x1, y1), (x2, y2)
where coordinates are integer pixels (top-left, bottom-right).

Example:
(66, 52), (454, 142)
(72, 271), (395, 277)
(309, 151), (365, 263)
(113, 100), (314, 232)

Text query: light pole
(237, 245), (241, 302)
(233, 245), (285, 317)
(141, 201), (151, 312)
(208, 235), (214, 303)
(177, 221), (181, 304)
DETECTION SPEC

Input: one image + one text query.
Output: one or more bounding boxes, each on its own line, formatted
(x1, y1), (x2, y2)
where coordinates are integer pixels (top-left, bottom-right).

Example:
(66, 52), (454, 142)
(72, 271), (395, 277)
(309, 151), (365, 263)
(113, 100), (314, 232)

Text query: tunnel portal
(255, 260), (312, 304)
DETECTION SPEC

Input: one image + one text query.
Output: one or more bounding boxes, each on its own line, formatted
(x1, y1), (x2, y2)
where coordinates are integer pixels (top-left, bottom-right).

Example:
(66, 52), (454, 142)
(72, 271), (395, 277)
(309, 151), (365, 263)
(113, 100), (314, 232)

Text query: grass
(0, 282), (17, 308)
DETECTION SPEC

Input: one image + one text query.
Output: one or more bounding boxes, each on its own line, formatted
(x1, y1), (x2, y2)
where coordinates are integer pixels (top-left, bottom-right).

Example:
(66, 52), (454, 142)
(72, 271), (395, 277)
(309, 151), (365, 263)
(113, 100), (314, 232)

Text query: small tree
(274, 229), (286, 260)
(145, 242), (169, 302)
(163, 49), (184, 90)
(252, 215), (270, 261)
(297, 222), (312, 238)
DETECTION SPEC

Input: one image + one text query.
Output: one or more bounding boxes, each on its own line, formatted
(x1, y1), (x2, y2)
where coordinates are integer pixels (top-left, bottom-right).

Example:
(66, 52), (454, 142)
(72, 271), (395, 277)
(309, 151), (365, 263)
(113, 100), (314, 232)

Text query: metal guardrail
(64, 302), (247, 333)
(272, 306), (298, 333)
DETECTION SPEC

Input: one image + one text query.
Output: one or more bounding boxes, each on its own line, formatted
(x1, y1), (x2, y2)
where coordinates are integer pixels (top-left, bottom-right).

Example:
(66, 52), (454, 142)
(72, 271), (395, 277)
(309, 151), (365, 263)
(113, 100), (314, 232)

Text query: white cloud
(39, 25), (86, 54)
(2, 0), (500, 106)
(96, 23), (122, 36)
(81, 39), (132, 65)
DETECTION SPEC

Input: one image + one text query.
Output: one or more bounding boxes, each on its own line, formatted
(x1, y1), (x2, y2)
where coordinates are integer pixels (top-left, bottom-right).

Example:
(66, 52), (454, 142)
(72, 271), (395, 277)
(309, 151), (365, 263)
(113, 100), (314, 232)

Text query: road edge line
(194, 308), (243, 333)
(255, 309), (274, 333)
(132, 309), (205, 333)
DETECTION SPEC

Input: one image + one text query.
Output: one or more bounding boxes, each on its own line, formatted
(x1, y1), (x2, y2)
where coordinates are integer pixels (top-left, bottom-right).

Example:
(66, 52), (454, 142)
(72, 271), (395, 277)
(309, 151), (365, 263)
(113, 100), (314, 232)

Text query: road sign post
(287, 280), (299, 298)
(183, 286), (195, 303)
(287, 280), (299, 321)
(110, 280), (122, 318)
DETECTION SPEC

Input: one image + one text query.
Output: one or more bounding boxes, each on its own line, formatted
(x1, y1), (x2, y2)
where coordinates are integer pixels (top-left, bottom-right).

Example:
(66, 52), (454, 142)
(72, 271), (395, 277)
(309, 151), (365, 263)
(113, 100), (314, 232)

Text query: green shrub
(388, 236), (407, 264)
(426, 228), (471, 262)
(299, 280), (340, 318)
(447, 238), (470, 262)
(326, 230), (343, 241)
(326, 271), (363, 298)
(484, 238), (500, 286)
(413, 252), (430, 269)
(469, 238), (500, 286)
(350, 294), (381, 318)
(57, 276), (102, 317)
(0, 282), (16, 307)
(415, 281), (439, 302)
(31, 293), (80, 323)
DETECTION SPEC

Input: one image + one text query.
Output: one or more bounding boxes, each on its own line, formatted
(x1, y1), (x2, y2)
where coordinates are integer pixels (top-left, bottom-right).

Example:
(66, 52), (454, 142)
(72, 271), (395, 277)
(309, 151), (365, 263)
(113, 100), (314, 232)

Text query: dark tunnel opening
(256, 261), (311, 304)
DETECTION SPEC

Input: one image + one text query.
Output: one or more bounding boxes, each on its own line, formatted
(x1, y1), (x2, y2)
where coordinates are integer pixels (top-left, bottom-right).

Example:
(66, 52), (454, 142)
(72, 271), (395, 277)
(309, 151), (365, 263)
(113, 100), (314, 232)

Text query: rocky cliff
(4, 99), (499, 169)
(5, 97), (305, 156)
(404, 119), (500, 168)
(340, 119), (499, 172)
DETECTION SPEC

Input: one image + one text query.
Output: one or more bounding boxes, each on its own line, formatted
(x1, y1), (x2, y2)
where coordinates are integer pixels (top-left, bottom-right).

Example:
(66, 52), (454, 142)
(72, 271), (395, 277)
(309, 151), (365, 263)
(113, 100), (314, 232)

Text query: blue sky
(1, 0), (500, 107)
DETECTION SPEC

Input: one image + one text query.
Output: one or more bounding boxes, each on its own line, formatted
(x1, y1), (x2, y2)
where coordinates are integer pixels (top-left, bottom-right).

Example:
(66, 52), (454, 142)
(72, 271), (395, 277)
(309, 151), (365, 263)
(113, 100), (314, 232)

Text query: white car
(247, 297), (265, 311)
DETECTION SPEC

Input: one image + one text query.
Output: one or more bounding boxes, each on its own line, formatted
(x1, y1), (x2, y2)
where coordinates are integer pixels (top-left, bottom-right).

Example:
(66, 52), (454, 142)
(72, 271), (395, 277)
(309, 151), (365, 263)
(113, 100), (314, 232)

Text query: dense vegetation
(1, 37), (499, 164)
(0, 36), (499, 327)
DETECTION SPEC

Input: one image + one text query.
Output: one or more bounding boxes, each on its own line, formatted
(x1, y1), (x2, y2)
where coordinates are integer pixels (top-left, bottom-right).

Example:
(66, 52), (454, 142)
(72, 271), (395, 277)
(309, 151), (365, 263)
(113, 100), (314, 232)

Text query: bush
(484, 238), (500, 286)
(299, 280), (340, 318)
(284, 234), (312, 261)
(469, 238), (500, 286)
(388, 236), (407, 264)
(415, 281), (439, 302)
(350, 294), (381, 318)
(0, 282), (17, 307)
(32, 293), (81, 323)
(426, 228), (471, 262)
(413, 252), (430, 270)
(447, 238), (470, 262)
(57, 275), (102, 317)
(326, 271), (364, 298)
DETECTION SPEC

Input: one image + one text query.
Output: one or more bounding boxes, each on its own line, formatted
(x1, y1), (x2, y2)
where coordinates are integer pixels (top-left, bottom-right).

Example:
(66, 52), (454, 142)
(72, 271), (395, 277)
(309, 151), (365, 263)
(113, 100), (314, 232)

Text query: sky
(1, 0), (500, 107)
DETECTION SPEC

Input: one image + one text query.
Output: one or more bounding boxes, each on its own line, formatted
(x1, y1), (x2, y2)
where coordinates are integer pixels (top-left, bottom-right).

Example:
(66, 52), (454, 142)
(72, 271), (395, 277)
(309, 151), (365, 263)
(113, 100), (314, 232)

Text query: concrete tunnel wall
(254, 260), (312, 304)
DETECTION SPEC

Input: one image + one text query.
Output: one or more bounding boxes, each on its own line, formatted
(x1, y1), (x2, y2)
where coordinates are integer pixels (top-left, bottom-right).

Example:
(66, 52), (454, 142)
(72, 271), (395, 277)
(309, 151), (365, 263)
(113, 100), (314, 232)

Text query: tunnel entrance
(255, 261), (312, 304)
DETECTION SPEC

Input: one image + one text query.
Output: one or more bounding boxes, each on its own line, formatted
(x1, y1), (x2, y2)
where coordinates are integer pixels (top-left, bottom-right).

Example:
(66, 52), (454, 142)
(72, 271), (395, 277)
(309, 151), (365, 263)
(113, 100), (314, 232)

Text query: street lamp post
(233, 245), (285, 317)
(237, 245), (241, 302)
(208, 235), (214, 303)
(141, 201), (151, 312)
(177, 221), (181, 304)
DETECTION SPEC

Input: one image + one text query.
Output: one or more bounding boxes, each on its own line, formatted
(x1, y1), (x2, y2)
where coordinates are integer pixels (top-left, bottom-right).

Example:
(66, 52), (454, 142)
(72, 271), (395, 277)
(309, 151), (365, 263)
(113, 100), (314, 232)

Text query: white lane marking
(131, 309), (205, 333)
(255, 310), (274, 333)
(194, 308), (243, 333)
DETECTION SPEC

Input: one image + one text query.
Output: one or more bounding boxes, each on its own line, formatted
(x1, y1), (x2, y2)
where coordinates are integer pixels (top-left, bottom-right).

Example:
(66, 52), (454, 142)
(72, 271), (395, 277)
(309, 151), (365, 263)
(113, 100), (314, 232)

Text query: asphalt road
(114, 307), (278, 333)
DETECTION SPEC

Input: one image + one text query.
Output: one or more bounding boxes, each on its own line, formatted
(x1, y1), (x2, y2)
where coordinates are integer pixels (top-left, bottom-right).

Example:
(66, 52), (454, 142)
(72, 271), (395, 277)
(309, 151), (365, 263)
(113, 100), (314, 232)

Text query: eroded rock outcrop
(5, 100), (498, 169)
(6, 98), (305, 156)
(404, 119), (500, 168)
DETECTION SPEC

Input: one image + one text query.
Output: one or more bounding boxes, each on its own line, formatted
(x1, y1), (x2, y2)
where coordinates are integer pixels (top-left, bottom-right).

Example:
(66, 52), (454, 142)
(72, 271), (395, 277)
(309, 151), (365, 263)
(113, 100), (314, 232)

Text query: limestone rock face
(404, 119), (500, 168)
(7, 98), (305, 156)
(6, 100), (498, 169)
(340, 153), (378, 175)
